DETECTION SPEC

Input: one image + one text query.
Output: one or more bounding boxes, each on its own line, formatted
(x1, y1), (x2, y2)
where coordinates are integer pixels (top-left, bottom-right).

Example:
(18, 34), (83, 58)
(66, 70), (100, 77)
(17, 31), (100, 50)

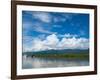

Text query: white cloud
(58, 37), (89, 50)
(32, 12), (52, 23)
(23, 34), (89, 52)
(43, 34), (59, 48)
(58, 33), (78, 38)
(23, 21), (56, 34)
(53, 25), (62, 28)
(33, 23), (56, 34)
(33, 25), (54, 34)
(53, 17), (66, 23)
(53, 14), (74, 23)
(62, 14), (74, 20)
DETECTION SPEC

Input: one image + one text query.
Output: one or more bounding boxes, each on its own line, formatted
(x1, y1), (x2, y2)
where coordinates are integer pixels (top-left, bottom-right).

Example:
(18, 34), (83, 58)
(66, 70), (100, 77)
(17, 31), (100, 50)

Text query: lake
(22, 56), (89, 69)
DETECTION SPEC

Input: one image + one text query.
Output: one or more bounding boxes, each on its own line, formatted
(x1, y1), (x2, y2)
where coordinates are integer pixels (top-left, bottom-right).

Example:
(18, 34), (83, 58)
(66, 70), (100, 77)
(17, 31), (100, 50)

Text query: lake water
(22, 56), (89, 69)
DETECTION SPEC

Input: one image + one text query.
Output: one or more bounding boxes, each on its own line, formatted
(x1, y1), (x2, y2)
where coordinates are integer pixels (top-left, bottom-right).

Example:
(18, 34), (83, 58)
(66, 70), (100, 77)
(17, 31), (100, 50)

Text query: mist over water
(22, 56), (89, 69)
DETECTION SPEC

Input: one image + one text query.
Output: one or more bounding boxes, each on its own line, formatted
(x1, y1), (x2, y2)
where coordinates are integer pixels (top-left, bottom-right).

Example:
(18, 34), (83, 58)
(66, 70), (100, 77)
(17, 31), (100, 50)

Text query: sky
(22, 11), (89, 52)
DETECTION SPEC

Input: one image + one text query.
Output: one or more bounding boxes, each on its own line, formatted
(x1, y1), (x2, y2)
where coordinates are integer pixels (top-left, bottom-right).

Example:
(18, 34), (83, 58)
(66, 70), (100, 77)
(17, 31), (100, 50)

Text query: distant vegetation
(23, 49), (89, 60)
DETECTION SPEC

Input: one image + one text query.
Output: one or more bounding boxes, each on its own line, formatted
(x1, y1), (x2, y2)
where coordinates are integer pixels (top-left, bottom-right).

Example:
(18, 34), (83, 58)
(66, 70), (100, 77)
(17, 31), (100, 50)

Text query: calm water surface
(22, 56), (89, 69)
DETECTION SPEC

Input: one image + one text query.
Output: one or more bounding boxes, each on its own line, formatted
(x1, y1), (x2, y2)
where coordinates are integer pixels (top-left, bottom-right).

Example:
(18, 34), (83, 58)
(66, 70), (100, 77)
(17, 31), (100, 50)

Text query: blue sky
(22, 11), (89, 52)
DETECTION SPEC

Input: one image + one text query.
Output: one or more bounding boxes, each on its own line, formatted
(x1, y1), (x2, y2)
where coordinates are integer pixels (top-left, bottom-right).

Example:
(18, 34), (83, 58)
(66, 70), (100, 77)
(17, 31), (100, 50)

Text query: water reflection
(22, 56), (89, 69)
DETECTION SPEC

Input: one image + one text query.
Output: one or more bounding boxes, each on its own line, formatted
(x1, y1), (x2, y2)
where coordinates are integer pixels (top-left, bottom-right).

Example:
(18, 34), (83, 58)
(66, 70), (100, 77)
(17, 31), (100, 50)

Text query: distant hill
(23, 49), (89, 57)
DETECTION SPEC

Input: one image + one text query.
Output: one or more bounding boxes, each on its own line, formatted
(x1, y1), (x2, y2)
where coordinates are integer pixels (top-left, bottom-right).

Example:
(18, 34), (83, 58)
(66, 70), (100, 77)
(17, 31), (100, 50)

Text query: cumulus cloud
(58, 37), (89, 50)
(58, 33), (78, 38)
(43, 34), (59, 48)
(23, 34), (89, 52)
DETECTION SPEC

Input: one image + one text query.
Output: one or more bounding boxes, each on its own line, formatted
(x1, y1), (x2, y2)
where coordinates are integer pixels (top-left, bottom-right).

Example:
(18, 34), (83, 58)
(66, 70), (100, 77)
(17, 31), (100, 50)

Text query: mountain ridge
(23, 49), (89, 56)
